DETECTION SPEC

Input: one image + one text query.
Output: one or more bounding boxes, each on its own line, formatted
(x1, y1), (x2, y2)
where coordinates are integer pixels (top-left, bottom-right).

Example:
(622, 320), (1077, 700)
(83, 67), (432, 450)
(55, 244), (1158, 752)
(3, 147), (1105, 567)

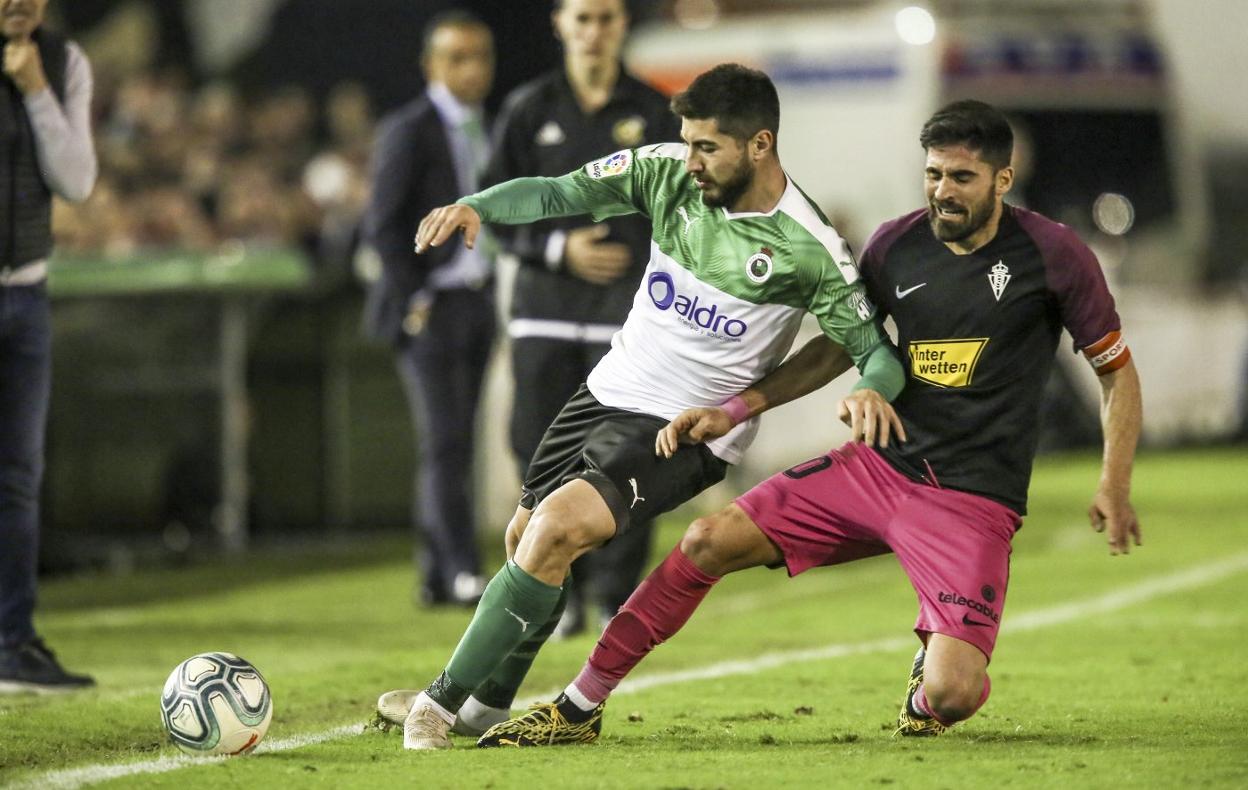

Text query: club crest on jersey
(612, 115), (647, 147)
(746, 248), (774, 284)
(586, 150), (632, 179)
(988, 260), (1011, 301)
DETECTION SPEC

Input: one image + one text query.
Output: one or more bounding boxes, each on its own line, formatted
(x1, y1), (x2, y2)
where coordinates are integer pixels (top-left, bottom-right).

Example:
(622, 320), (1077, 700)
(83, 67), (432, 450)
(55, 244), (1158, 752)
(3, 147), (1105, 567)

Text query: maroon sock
(572, 546), (719, 703)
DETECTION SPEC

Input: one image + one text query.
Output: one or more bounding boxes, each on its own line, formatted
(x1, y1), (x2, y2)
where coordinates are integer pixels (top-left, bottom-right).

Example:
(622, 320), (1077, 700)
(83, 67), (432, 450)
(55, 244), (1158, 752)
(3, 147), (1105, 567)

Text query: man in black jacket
(483, 0), (680, 636)
(362, 11), (496, 607)
(0, 0), (97, 693)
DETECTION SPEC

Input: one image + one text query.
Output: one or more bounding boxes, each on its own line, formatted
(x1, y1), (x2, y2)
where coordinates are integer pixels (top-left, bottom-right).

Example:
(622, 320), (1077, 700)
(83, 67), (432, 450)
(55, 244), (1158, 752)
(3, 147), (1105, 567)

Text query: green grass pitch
(2, 449), (1246, 788)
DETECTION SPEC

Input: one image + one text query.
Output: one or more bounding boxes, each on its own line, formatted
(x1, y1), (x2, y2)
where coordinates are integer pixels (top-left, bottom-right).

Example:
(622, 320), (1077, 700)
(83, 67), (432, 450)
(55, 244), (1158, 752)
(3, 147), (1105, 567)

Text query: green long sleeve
(459, 175), (593, 224)
(851, 342), (906, 401)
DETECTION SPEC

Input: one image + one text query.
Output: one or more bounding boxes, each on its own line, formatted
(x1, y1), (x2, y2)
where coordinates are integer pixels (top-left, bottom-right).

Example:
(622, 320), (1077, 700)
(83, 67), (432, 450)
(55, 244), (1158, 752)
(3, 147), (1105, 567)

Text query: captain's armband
(1082, 330), (1131, 376)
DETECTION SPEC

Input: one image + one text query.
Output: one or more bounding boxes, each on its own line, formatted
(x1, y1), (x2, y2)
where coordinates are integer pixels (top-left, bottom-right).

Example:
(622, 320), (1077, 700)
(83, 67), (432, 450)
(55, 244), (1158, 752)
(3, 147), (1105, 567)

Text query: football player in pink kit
(477, 99), (1143, 746)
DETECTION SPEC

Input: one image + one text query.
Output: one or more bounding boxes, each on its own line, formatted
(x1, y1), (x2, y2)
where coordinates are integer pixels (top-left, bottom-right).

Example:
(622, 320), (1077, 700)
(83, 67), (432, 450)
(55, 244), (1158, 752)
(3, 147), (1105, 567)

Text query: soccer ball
(160, 652), (272, 756)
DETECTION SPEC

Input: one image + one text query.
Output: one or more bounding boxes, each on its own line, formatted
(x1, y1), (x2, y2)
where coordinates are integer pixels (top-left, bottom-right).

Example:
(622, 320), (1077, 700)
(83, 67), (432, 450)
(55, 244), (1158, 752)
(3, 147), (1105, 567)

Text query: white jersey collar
(720, 174), (797, 221)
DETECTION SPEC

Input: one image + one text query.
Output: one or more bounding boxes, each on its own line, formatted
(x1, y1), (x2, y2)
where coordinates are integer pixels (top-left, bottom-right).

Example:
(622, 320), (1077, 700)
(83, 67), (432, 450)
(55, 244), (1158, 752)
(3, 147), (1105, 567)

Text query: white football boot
(403, 691), (454, 750)
(377, 689), (420, 726)
(378, 690), (509, 736)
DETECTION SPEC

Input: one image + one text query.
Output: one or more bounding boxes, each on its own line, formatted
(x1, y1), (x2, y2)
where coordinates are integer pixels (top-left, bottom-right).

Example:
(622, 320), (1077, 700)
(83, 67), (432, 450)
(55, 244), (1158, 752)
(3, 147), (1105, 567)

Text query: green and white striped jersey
(462, 143), (885, 463)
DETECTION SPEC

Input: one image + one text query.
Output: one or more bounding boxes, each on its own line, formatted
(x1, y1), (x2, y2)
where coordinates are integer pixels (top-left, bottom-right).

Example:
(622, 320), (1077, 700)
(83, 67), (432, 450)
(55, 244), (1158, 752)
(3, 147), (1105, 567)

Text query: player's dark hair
(919, 99), (1013, 170)
(670, 63), (780, 142)
(421, 10), (490, 60)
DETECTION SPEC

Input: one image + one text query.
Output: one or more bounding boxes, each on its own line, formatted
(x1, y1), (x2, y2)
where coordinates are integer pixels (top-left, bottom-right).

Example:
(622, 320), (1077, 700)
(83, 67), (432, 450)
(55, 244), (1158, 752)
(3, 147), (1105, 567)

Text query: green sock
(427, 670), (472, 712)
(473, 578), (569, 709)
(428, 561), (562, 712)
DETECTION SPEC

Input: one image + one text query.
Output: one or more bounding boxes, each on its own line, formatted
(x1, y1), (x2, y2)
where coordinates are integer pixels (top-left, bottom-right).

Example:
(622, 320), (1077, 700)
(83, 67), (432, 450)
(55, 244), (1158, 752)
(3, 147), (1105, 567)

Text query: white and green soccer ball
(160, 652), (272, 756)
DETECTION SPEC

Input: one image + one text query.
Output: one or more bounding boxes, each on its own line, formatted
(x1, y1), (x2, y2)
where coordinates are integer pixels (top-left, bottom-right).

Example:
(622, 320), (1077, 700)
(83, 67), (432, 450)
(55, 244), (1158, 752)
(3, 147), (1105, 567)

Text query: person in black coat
(362, 11), (496, 606)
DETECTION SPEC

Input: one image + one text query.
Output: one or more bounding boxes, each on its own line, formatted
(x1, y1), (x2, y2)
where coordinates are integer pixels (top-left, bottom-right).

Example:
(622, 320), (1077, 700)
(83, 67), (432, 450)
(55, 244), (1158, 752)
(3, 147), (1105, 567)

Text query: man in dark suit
(363, 11), (495, 606)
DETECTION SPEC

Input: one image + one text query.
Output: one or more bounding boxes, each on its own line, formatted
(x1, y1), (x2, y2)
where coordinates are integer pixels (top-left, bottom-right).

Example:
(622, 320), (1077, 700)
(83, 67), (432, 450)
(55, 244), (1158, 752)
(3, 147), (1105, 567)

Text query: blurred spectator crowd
(53, 68), (376, 268)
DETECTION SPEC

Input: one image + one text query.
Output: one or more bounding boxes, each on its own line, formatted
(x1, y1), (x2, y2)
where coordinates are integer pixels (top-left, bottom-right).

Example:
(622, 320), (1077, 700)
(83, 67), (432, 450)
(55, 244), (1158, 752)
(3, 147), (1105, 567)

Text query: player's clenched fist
(414, 203), (481, 254)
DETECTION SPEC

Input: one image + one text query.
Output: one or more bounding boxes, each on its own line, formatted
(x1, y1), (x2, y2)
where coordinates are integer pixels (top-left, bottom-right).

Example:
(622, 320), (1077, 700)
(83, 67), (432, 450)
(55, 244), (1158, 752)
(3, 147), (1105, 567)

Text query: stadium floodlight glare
(1093, 192), (1135, 236)
(895, 6), (936, 46)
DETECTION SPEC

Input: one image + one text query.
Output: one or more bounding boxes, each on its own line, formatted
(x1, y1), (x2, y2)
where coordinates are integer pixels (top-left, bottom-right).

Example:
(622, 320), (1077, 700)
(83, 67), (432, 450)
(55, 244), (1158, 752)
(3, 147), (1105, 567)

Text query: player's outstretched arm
(656, 335), (905, 457)
(656, 334), (847, 457)
(1088, 357), (1142, 555)
(415, 148), (651, 255)
(414, 203), (481, 253)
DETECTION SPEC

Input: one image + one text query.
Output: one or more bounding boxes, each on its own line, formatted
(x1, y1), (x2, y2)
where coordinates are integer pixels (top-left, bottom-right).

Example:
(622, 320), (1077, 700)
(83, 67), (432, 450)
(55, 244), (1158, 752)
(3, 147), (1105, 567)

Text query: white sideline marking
(14, 725), (359, 790)
(18, 552), (1248, 789)
(1005, 552), (1248, 632)
(612, 634), (913, 696)
(614, 551), (1248, 696)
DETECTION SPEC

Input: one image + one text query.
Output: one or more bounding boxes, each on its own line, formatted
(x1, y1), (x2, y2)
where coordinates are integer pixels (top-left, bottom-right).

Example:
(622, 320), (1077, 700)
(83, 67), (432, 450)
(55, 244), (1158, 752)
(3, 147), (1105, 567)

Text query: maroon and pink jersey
(859, 205), (1128, 514)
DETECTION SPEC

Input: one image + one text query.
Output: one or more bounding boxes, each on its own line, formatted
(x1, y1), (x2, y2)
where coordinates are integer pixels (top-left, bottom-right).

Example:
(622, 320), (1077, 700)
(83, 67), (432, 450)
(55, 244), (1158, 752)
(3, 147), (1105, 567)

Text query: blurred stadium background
(35, 0), (1247, 570)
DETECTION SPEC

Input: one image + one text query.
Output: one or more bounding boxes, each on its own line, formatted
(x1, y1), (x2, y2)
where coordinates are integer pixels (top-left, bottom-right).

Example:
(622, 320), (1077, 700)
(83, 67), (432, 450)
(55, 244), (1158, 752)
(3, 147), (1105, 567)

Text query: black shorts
(520, 385), (729, 535)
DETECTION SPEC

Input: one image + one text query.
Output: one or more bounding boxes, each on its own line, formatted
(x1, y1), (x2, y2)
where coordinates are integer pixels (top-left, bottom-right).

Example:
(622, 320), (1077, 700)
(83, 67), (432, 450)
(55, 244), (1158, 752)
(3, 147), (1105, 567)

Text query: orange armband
(1082, 330), (1131, 375)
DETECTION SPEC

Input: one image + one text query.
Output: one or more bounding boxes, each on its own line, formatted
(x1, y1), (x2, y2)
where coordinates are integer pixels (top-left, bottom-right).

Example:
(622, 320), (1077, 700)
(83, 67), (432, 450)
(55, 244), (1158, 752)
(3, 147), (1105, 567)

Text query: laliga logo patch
(745, 247), (774, 284)
(585, 150), (632, 179)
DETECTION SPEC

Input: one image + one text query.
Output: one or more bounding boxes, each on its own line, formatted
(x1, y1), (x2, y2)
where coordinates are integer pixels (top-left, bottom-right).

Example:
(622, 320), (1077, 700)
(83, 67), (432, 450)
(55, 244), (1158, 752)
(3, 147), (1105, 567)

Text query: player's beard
(927, 187), (996, 243)
(699, 157), (754, 209)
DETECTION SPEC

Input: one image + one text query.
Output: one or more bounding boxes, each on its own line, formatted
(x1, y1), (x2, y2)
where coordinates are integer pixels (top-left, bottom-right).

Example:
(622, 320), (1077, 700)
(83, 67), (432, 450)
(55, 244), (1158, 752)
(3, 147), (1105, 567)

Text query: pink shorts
(736, 443), (1021, 660)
